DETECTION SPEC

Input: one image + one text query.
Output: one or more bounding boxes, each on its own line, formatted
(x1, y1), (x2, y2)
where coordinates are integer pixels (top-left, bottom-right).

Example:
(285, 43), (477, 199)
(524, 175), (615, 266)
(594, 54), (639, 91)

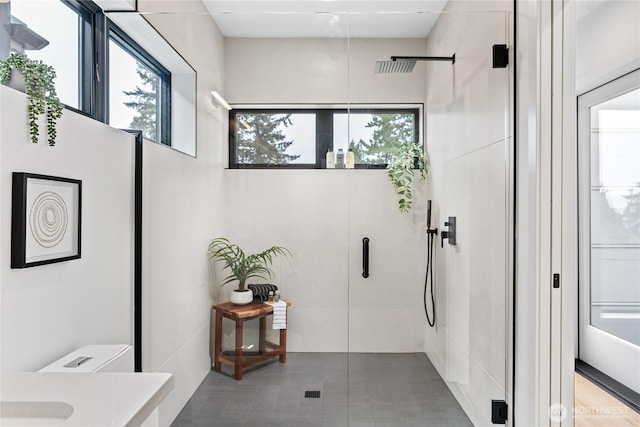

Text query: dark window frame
(107, 21), (172, 146)
(229, 106), (421, 169)
(15, 1), (173, 146)
(25, 0), (100, 116)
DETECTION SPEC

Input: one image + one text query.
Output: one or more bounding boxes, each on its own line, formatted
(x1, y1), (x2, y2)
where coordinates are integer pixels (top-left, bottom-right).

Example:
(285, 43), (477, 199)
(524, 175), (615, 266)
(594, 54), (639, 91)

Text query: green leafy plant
(0, 53), (64, 146)
(207, 237), (290, 292)
(386, 142), (428, 212)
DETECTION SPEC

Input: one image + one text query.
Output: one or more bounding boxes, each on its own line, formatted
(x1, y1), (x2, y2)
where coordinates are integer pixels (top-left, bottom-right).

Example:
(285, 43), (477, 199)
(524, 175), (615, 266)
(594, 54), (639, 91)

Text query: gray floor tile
(171, 352), (472, 427)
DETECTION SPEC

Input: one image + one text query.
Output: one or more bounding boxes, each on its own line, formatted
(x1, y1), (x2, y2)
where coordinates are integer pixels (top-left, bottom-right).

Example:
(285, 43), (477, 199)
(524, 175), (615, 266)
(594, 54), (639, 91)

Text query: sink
(0, 401), (73, 426)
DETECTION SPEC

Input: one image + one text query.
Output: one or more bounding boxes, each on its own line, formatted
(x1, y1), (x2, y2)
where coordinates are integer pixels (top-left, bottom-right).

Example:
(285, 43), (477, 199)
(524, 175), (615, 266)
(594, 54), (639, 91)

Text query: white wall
(137, 1), (226, 425)
(222, 170), (429, 353)
(576, 0), (640, 94)
(223, 37), (430, 353)
(0, 86), (135, 372)
(225, 37), (427, 104)
(423, 2), (513, 426)
(1, 2), (226, 425)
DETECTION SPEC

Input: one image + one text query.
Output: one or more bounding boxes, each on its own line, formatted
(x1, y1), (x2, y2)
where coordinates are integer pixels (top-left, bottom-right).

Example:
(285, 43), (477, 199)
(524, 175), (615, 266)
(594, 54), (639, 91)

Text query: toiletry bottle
(268, 291), (274, 303)
(274, 290), (280, 302)
(326, 149), (335, 168)
(346, 148), (355, 169)
(336, 149), (345, 168)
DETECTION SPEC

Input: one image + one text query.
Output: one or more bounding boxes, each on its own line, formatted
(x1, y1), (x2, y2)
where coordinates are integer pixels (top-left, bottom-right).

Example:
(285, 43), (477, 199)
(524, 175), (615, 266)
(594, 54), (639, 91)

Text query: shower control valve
(441, 216), (457, 248)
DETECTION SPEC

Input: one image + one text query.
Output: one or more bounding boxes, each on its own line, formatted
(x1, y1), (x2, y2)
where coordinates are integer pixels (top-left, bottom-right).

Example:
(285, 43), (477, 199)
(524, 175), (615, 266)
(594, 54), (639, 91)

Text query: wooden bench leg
(213, 309), (222, 371)
(259, 317), (266, 354)
(279, 328), (287, 363)
(235, 319), (244, 380)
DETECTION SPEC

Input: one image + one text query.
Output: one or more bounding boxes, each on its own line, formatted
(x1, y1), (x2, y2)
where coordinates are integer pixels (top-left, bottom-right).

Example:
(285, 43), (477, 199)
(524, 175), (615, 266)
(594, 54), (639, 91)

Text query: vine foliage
(0, 54), (64, 146)
(386, 142), (428, 212)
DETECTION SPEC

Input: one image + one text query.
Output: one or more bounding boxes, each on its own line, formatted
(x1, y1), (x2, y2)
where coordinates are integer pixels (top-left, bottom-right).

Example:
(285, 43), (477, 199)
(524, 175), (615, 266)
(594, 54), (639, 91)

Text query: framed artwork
(11, 172), (82, 268)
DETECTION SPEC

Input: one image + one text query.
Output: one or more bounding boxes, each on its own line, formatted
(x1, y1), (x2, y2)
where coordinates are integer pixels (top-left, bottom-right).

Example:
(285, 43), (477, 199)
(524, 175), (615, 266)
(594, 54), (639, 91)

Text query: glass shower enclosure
(214, 2), (514, 425)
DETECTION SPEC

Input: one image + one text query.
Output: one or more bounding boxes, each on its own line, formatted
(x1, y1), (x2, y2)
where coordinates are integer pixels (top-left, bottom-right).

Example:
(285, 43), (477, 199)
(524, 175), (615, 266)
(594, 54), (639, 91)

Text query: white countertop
(1, 372), (173, 426)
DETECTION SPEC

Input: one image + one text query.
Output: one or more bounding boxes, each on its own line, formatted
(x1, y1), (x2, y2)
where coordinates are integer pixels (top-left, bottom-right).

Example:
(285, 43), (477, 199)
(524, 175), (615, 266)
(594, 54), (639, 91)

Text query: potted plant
(207, 237), (290, 305)
(0, 53), (64, 146)
(386, 142), (428, 212)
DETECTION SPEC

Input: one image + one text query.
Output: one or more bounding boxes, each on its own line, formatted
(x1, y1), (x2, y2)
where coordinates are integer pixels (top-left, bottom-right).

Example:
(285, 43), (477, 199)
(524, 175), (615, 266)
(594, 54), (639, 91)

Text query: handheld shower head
(374, 54), (456, 74)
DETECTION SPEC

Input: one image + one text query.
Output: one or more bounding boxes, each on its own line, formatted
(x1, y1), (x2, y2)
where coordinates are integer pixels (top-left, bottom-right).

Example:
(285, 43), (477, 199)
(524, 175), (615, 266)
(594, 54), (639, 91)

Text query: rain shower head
(375, 59), (416, 74)
(374, 54), (456, 74)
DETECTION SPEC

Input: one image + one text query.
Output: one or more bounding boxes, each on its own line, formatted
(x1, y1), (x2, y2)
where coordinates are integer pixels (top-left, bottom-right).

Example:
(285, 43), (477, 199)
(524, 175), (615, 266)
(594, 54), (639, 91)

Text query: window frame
(11, 0), (99, 115)
(577, 68), (640, 392)
(107, 20), (172, 146)
(58, 0), (96, 114)
(9, 0), (176, 148)
(229, 106), (421, 169)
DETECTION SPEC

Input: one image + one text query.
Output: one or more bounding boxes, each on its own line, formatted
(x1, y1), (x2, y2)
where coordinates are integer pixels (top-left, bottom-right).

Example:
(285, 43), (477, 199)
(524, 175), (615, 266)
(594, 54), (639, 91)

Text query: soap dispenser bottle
(336, 149), (345, 168)
(346, 148), (355, 169)
(326, 149), (335, 168)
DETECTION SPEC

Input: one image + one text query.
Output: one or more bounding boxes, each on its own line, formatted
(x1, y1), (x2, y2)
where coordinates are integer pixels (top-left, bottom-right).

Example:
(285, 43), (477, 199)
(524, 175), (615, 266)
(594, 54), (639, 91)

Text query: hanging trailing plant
(386, 142), (428, 212)
(0, 53), (64, 146)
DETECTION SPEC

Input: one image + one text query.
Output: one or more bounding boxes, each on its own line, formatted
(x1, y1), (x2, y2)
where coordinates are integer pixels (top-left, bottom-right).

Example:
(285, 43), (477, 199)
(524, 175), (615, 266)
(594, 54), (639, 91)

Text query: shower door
(344, 9), (514, 426)
(217, 4), (513, 425)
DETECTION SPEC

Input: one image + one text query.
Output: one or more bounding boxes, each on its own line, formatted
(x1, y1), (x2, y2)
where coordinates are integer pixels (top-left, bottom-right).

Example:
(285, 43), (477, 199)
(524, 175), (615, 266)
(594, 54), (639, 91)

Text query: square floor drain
(304, 390), (321, 398)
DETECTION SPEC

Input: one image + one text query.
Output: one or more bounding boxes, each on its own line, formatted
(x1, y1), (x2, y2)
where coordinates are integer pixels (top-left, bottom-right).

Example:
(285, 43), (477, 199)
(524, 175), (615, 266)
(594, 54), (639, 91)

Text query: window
(108, 24), (171, 146)
(4, 1), (194, 154)
(8, 0), (96, 111)
(229, 107), (420, 168)
(578, 69), (640, 393)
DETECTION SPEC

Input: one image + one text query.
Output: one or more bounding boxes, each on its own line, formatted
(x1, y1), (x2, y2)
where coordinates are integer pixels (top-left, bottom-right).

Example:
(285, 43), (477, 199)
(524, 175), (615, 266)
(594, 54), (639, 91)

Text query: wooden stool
(212, 301), (290, 380)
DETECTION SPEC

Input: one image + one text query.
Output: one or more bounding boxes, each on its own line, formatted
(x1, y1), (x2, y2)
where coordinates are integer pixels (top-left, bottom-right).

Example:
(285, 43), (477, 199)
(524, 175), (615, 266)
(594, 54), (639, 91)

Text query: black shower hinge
(491, 400), (508, 424)
(492, 44), (509, 68)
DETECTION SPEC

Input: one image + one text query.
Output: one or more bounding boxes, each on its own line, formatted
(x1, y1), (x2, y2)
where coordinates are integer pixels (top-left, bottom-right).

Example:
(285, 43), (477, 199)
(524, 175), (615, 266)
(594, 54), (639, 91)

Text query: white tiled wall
(223, 37), (430, 354)
(423, 4), (513, 426)
(222, 170), (428, 353)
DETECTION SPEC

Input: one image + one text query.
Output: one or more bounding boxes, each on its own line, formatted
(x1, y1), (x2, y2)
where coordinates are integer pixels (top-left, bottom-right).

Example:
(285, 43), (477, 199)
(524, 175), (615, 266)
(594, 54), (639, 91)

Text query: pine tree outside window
(107, 24), (171, 146)
(229, 107), (420, 169)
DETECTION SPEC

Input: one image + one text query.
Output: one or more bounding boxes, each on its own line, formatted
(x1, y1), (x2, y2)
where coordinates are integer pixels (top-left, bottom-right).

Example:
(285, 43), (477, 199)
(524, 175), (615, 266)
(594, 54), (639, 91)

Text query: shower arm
(391, 55), (456, 65)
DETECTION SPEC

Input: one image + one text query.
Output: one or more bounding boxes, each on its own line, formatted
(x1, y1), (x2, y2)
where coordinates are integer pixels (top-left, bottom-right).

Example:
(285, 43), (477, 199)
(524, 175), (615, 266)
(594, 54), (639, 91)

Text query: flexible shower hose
(424, 229), (436, 327)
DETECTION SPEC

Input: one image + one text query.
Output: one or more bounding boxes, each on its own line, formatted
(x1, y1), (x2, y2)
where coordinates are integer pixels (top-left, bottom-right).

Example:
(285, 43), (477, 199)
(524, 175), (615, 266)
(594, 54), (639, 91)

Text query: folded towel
(265, 300), (287, 330)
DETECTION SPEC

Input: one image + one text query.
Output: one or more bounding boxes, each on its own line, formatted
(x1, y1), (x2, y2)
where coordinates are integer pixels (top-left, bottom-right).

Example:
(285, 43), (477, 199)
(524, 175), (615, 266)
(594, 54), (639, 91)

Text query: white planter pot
(5, 69), (26, 93)
(230, 289), (253, 305)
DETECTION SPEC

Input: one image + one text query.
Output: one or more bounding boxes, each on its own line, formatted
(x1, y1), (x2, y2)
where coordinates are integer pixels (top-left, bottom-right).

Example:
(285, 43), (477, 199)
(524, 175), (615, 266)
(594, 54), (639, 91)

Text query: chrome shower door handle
(362, 237), (370, 278)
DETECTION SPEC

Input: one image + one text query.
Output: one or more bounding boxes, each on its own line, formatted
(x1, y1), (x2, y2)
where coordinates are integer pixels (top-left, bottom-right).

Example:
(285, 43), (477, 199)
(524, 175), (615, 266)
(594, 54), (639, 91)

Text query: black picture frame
(11, 172), (82, 268)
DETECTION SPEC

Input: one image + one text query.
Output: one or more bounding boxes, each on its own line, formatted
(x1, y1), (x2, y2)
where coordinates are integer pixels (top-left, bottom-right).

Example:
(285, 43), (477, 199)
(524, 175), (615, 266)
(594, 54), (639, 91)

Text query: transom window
(229, 107), (421, 169)
(9, 0), (95, 111)
(108, 24), (171, 146)
(4, 0), (193, 154)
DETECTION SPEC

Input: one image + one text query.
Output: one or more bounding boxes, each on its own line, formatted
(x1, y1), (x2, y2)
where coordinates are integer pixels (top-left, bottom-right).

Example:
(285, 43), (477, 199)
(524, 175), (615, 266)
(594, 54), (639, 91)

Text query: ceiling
(201, 1), (450, 38)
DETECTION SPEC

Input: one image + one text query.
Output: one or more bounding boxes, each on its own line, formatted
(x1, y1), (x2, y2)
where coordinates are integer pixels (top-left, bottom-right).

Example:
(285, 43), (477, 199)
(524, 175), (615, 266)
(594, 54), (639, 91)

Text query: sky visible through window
(278, 113), (375, 163)
(334, 113), (375, 155)
(11, 0), (148, 130)
(592, 88), (640, 213)
(11, 0), (79, 108)
(108, 39), (150, 132)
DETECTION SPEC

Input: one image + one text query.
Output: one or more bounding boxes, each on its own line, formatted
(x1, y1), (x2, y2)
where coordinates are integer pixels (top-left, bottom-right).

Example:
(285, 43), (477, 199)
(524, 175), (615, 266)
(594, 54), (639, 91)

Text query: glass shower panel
(210, 12), (351, 407)
(209, 4), (513, 426)
(346, 9), (513, 426)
